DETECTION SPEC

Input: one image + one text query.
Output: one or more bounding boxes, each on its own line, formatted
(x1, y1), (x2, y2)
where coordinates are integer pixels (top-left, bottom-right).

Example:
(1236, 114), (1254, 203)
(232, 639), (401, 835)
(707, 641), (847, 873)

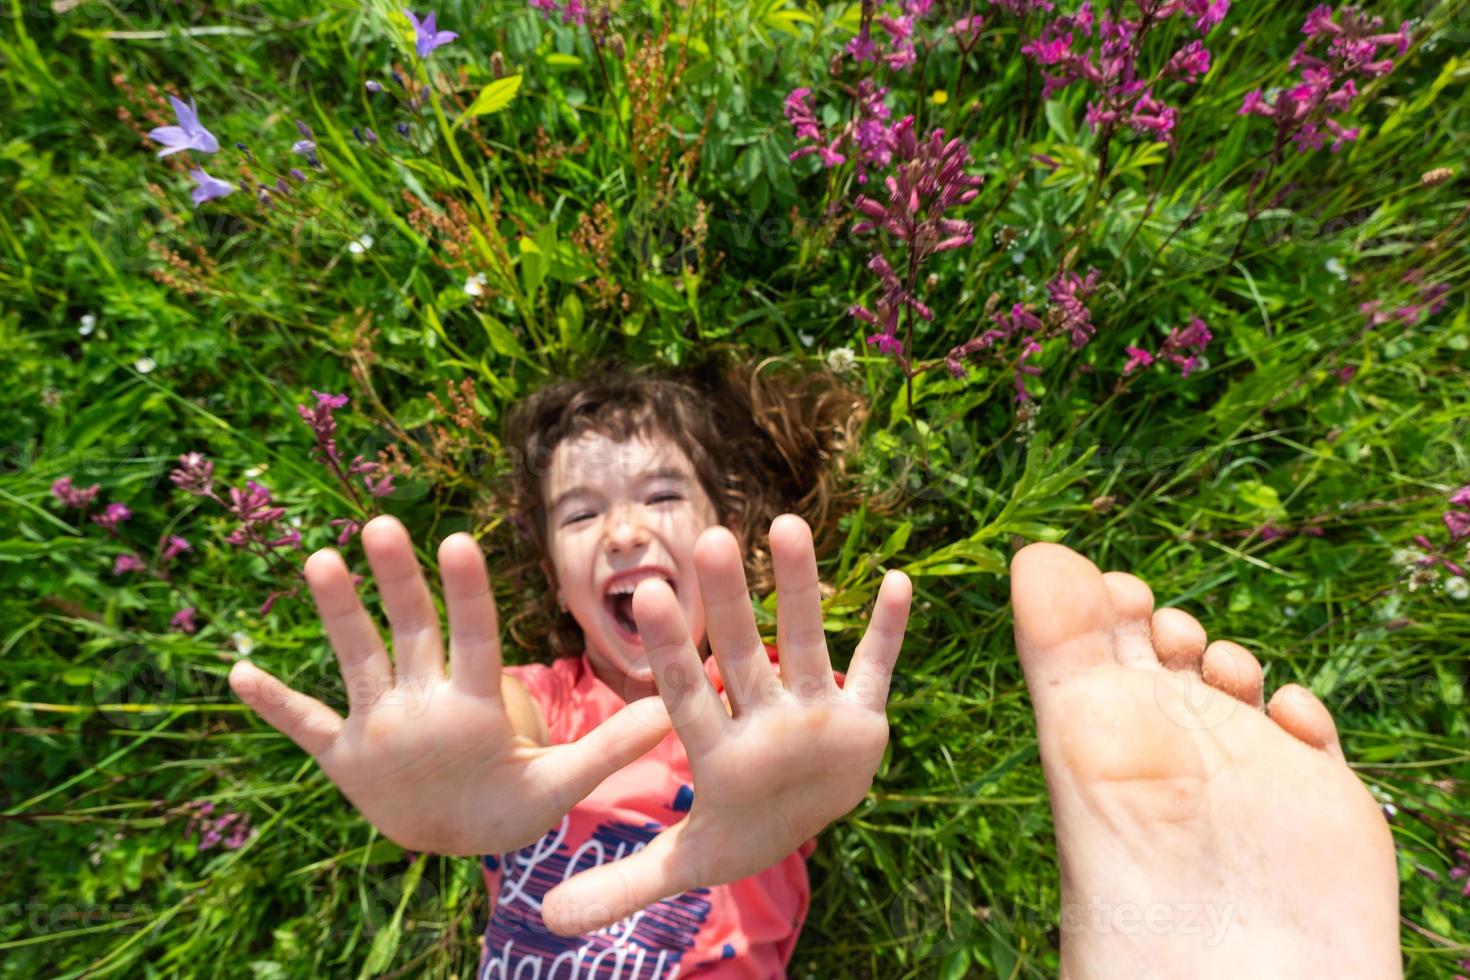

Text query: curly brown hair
(485, 346), (899, 658)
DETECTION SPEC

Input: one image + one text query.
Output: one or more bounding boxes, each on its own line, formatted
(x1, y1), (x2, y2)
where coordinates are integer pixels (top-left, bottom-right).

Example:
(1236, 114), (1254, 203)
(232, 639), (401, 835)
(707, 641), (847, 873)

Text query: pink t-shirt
(476, 644), (825, 980)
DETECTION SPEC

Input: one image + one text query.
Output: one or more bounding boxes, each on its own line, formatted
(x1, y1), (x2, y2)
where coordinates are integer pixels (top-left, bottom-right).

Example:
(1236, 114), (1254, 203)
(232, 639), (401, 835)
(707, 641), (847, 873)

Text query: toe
(1011, 543), (1113, 697)
(1267, 684), (1344, 760)
(1102, 571), (1159, 669)
(1201, 640), (1264, 709)
(1151, 607), (1207, 673)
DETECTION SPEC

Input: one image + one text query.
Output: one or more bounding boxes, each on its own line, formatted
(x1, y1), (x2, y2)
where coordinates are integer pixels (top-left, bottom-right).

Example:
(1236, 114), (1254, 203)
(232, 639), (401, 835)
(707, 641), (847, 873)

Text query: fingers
(633, 577), (727, 754)
(438, 532), (502, 700)
(543, 696), (673, 811)
(304, 547), (394, 712)
(845, 569), (913, 711)
(694, 526), (777, 715)
(770, 515), (837, 701)
(539, 823), (697, 937)
(228, 659), (344, 757)
(362, 515), (444, 686)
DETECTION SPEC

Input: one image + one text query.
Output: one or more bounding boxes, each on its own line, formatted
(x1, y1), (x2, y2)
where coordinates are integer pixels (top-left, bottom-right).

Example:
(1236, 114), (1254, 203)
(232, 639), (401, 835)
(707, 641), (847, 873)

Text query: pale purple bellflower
(404, 9), (458, 58)
(189, 168), (235, 206)
(148, 96), (221, 158)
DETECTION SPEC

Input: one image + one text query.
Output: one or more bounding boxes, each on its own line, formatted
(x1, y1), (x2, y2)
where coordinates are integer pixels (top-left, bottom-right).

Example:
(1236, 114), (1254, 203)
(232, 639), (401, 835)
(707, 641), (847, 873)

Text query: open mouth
(602, 575), (675, 643)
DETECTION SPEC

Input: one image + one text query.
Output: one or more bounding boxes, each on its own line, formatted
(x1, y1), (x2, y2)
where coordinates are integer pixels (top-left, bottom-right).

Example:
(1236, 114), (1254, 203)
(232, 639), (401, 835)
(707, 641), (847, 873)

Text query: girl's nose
(605, 508), (650, 553)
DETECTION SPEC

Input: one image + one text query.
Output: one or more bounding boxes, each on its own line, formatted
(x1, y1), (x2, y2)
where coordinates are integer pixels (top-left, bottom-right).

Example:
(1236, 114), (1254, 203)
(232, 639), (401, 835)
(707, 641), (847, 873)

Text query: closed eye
(562, 494), (681, 526)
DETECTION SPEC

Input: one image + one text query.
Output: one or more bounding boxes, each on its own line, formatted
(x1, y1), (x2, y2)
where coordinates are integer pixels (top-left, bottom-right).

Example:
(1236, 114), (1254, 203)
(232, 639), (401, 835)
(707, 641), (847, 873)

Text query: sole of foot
(1011, 542), (1401, 980)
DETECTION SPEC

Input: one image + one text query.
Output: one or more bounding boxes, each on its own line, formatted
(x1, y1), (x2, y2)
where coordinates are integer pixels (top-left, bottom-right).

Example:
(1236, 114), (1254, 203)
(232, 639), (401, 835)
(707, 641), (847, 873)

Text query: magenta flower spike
(51, 477), (101, 509)
(170, 607), (199, 634)
(92, 502), (133, 532)
(170, 453), (214, 496)
(113, 553), (146, 576)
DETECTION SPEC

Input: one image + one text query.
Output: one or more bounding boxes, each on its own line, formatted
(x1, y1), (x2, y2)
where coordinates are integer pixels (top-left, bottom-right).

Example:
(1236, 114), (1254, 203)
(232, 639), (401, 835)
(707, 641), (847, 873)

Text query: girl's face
(542, 429), (723, 700)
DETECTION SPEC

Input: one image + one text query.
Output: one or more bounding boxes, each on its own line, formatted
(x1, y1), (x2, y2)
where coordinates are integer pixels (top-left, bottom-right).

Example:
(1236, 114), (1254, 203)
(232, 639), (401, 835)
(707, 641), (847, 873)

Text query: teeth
(605, 573), (673, 597)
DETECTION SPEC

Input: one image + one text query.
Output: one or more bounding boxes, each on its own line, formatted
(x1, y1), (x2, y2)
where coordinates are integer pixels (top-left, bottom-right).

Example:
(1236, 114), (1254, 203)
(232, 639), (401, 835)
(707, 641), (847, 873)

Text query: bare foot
(1011, 543), (1401, 979)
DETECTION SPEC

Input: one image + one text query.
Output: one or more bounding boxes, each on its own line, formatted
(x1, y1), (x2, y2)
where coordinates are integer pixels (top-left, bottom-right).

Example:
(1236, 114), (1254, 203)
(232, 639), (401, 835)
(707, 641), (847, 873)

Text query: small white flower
(79, 314), (97, 336)
(1407, 567), (1438, 592)
(289, 515), (302, 528)
(1383, 803), (1398, 818)
(463, 273), (488, 297)
(1390, 548), (1420, 570)
(826, 346), (857, 374)
(232, 631), (255, 656)
(348, 234), (374, 254)
(797, 330), (815, 348)
(243, 465), (266, 478)
(134, 357), (156, 374)
(1446, 576), (1469, 601)
(1325, 258), (1346, 279)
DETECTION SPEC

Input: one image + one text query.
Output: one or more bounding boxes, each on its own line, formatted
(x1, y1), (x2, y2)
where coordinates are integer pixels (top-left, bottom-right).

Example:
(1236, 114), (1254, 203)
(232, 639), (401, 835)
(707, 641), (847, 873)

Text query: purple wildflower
(1158, 315), (1212, 376)
(161, 535), (193, 563)
(51, 477), (101, 509)
(113, 553), (146, 576)
(1047, 268), (1102, 348)
(297, 391), (349, 467)
(92, 502), (132, 532)
(331, 518), (363, 547)
(267, 527), (302, 550)
(1239, 5), (1410, 156)
(846, 119), (983, 362)
(1122, 346), (1156, 374)
(227, 481), (287, 529)
(943, 303), (1043, 381)
(404, 9), (458, 58)
(170, 453), (214, 496)
(1015, 338), (1044, 402)
(364, 473), (396, 498)
(147, 96), (220, 158)
(1009, 0), (1224, 148)
(784, 88), (823, 143)
(170, 607), (199, 634)
(188, 168), (235, 206)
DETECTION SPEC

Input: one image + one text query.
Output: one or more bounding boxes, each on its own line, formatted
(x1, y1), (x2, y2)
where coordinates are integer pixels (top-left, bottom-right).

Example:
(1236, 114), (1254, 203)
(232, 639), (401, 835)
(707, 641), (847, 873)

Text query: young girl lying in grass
(230, 353), (917, 977)
(230, 352), (1404, 978)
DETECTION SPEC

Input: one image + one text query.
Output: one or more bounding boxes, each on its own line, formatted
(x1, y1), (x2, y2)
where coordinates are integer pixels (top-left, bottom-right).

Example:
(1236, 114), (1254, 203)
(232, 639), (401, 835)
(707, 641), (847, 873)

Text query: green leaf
(477, 312), (530, 361)
(875, 521), (912, 562)
(457, 75), (523, 126)
(557, 290), (583, 350)
(519, 235), (548, 300)
(1044, 100), (1075, 142)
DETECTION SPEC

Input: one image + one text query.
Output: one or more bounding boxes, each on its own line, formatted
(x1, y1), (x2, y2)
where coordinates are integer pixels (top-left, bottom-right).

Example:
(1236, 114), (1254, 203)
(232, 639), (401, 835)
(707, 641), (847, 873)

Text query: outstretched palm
(539, 514), (913, 936)
(229, 515), (670, 857)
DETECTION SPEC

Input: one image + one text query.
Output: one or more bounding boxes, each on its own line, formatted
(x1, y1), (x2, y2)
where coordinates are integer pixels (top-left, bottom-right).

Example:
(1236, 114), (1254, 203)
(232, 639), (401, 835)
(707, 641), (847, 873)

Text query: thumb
(539, 821), (706, 936)
(547, 695), (673, 807)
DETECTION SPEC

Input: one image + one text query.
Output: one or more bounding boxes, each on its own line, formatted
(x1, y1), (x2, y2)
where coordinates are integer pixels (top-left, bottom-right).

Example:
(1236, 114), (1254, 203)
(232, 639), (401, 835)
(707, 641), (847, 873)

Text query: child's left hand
(539, 513), (912, 936)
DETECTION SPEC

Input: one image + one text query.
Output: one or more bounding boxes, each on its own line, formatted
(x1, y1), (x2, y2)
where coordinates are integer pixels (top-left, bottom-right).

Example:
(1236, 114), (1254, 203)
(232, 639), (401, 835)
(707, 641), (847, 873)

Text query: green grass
(2, 0), (1469, 975)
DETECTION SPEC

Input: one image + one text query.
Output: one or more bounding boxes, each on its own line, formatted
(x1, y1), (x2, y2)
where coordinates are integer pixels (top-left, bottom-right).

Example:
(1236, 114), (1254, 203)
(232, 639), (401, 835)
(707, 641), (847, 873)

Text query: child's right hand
(228, 515), (671, 857)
